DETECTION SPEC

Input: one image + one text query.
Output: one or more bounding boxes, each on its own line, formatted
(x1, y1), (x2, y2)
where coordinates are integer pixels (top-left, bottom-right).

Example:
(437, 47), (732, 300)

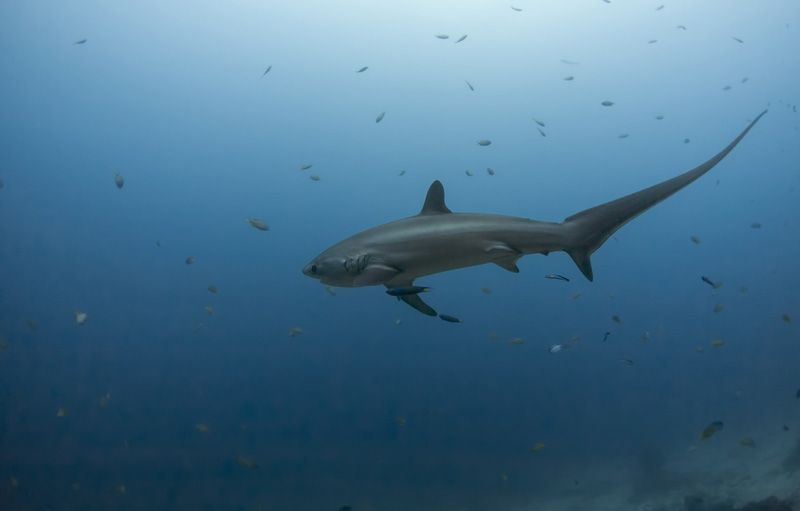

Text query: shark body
(303, 111), (766, 316)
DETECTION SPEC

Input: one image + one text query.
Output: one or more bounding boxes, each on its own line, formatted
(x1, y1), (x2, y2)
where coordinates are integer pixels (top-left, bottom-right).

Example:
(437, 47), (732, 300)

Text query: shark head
(303, 248), (401, 288)
(302, 253), (352, 286)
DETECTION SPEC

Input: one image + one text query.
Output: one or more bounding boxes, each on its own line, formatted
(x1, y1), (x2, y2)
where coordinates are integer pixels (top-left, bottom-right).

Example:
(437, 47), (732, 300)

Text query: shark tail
(562, 110), (766, 281)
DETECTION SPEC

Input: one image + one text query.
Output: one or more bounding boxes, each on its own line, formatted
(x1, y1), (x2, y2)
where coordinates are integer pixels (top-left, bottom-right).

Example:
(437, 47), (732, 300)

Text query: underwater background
(1, 1), (799, 510)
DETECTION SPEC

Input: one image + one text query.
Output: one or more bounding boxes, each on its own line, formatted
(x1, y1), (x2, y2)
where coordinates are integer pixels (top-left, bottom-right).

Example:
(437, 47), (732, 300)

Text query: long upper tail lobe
(563, 110), (767, 281)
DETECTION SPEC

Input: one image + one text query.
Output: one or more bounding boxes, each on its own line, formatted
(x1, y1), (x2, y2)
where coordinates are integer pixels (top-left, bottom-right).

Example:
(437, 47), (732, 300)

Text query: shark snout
(302, 262), (319, 279)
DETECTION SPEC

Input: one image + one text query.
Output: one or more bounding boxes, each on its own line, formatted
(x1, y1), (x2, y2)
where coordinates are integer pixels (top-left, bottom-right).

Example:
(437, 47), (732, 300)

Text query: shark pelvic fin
(420, 180), (452, 215)
(486, 243), (521, 273)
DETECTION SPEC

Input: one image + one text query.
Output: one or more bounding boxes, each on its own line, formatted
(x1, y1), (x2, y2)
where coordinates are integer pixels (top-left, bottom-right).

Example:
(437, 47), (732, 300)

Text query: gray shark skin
(303, 110), (766, 316)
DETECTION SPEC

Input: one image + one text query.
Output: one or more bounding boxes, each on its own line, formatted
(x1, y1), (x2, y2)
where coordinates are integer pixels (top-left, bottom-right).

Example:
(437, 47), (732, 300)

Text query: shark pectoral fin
(486, 243), (521, 273)
(399, 294), (438, 316)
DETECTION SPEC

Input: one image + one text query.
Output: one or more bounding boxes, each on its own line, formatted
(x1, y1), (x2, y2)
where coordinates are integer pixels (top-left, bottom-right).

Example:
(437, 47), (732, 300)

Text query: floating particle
(56, 407), (68, 417)
(237, 456), (258, 469)
(509, 337), (525, 346)
(116, 484), (126, 494)
(98, 392), (111, 407)
(396, 416), (407, 427)
(75, 310), (88, 325)
(530, 443), (546, 452)
(288, 326), (303, 337)
(621, 358), (635, 367)
(739, 437), (756, 448)
(713, 303), (725, 314)
(204, 305), (214, 316)
(195, 423), (210, 433)
(549, 344), (563, 353)
(208, 285), (219, 294)
(711, 338), (725, 348)
(325, 286), (336, 296)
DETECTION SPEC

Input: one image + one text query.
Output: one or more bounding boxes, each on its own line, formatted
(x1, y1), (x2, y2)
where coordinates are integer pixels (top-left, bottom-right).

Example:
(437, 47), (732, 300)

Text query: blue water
(1, 1), (799, 510)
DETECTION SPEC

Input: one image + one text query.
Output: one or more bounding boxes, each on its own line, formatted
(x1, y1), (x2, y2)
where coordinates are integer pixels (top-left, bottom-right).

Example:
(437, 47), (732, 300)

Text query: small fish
(560, 59), (579, 65)
(602, 0), (610, 3)
(602, 331), (611, 342)
(439, 314), (461, 323)
(435, 34), (450, 40)
(300, 164), (313, 170)
(741, 77), (749, 84)
(386, 286), (430, 297)
(695, 346), (705, 353)
(325, 286), (336, 296)
(544, 274), (569, 282)
(486, 168), (495, 176)
(750, 222), (762, 229)
(784, 424), (790, 431)
(655, 4), (664, 10)
(185, 256), (195, 265)
(98, 392), (111, 407)
(641, 331), (651, 342)
(398, 170), (406, 176)
(114, 173), (124, 189)
(73, 38), (87, 45)
(701, 275), (721, 289)
(75, 310), (88, 325)
(711, 338), (725, 348)
(455, 34), (468, 43)
(375, 111), (385, 123)
(465, 170), (474, 177)
(477, 139), (492, 146)
(677, 25), (687, 30)
(509, 337), (525, 346)
(0, 338), (9, 351)
(739, 437), (756, 448)
(563, 75), (574, 81)
(713, 303), (725, 314)
(481, 287), (492, 294)
(701, 420), (724, 439)
(56, 407), (67, 417)
(262, 65), (272, 77)
(723, 85), (732, 91)
(465, 80), (474, 91)
(690, 235), (701, 244)
(601, 100), (614, 107)
(570, 292), (582, 300)
(195, 423), (210, 433)
(655, 115), (665, 120)
(394, 319), (402, 325)
(533, 118), (546, 128)
(783, 314), (792, 323)
(530, 443), (545, 452)
(732, 36), (744, 44)
(618, 133), (629, 139)
(155, 240), (161, 247)
(621, 358), (635, 367)
(309, 175), (321, 181)
(538, 128), (547, 138)
(288, 326), (303, 337)
(549, 344), (563, 354)
(208, 285), (219, 294)
(510, 6), (523, 12)
(648, 39), (658, 44)
(612, 315), (622, 324)
(684, 138), (691, 144)
(356, 66), (368, 73)
(247, 218), (269, 231)
(204, 305), (214, 316)
(237, 456), (258, 469)
(26, 319), (38, 332)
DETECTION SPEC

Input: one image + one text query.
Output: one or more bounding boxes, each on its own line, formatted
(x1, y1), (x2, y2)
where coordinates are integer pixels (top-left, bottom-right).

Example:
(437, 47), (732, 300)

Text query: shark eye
(311, 264), (317, 274)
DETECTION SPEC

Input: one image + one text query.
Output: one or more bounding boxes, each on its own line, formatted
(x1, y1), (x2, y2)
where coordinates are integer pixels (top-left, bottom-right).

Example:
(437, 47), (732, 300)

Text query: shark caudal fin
(563, 110), (767, 281)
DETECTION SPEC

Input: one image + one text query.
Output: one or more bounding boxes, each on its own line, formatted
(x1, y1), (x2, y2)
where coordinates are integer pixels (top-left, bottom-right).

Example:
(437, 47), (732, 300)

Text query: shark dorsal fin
(420, 181), (452, 215)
